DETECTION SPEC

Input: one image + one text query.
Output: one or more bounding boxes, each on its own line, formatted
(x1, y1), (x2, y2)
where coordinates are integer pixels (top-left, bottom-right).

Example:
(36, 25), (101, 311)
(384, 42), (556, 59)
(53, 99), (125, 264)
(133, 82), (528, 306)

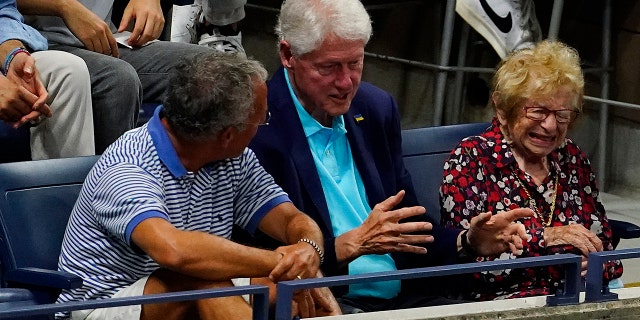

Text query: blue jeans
(51, 41), (212, 153)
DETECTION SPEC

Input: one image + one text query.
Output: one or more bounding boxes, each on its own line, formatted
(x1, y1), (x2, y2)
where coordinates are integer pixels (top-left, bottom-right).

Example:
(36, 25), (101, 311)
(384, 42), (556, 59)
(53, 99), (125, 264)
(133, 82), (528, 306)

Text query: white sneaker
(169, 4), (202, 44)
(198, 29), (245, 55)
(456, 0), (542, 58)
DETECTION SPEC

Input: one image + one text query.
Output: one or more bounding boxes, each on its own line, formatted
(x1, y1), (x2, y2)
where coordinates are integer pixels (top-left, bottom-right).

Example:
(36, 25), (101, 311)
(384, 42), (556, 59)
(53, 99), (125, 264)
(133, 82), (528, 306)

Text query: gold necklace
(514, 173), (559, 227)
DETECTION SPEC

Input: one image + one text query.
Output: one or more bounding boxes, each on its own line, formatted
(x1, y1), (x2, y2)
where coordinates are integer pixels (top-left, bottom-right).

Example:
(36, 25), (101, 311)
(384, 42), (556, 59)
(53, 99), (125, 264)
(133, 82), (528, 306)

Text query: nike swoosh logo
(479, 0), (513, 33)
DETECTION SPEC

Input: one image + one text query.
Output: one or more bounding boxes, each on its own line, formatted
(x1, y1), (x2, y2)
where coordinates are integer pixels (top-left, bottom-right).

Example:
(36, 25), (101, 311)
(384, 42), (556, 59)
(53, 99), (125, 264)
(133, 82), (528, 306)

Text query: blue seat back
(401, 122), (490, 223)
(0, 156), (99, 278)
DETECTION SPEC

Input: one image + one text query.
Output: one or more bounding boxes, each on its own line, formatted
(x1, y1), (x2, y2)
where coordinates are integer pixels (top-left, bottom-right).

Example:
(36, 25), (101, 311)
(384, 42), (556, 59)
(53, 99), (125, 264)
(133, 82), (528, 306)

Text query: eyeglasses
(523, 106), (579, 124)
(244, 111), (271, 127)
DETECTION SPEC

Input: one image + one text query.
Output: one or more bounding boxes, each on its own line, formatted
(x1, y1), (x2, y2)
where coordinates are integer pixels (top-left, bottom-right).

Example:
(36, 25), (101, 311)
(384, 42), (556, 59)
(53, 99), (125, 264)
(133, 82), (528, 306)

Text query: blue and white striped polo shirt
(57, 106), (290, 304)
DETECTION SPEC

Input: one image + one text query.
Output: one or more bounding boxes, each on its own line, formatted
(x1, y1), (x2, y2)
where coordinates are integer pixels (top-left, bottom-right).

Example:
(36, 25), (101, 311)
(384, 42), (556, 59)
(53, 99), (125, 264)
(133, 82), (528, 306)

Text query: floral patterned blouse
(439, 118), (623, 300)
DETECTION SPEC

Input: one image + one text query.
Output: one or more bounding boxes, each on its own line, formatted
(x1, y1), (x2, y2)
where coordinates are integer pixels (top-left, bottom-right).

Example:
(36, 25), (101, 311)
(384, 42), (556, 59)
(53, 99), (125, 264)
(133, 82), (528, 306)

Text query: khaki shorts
(71, 277), (250, 320)
(72, 276), (148, 320)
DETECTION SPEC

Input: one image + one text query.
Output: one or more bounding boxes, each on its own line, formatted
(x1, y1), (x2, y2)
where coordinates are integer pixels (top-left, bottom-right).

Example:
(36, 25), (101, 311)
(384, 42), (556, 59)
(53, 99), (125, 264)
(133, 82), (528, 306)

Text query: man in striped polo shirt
(56, 52), (337, 319)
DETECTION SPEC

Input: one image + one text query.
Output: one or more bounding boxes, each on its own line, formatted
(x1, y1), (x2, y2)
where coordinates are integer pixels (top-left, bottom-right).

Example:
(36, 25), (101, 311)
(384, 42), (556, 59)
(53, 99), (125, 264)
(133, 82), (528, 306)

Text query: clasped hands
(0, 52), (51, 127)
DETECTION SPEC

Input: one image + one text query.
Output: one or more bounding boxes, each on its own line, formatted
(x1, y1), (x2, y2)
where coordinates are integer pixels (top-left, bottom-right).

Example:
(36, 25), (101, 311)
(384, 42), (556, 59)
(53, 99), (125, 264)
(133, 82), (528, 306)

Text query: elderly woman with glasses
(439, 40), (622, 300)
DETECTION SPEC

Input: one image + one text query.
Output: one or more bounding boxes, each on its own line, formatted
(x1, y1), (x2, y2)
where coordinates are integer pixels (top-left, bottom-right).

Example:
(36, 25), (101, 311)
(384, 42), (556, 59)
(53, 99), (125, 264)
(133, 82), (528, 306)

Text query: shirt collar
(147, 105), (188, 178)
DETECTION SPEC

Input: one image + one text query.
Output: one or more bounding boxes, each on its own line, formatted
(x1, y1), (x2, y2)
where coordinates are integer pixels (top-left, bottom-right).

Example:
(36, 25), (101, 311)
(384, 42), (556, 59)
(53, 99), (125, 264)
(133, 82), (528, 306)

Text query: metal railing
(0, 285), (270, 320)
(274, 254), (583, 319)
(586, 248), (640, 303)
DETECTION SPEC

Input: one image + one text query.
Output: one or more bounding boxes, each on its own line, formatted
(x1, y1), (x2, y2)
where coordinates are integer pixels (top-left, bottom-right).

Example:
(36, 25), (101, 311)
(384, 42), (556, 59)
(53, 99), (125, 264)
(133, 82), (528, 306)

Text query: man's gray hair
(162, 52), (268, 141)
(275, 0), (372, 57)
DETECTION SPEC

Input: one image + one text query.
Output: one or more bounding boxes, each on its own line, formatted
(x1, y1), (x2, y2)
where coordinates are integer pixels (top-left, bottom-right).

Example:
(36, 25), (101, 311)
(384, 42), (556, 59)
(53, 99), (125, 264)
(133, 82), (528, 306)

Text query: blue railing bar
(585, 248), (640, 303)
(275, 254), (581, 319)
(0, 285), (270, 320)
(584, 96), (640, 111)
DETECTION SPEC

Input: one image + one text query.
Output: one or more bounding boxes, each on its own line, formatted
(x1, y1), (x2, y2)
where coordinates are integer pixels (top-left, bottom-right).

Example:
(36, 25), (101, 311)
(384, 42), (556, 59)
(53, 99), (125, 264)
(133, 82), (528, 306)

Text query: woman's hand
(544, 224), (602, 256)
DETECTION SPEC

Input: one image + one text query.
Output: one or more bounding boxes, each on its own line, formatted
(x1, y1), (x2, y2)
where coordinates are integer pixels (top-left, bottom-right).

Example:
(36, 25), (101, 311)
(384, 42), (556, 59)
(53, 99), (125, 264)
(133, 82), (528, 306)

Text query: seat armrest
(610, 219), (640, 240)
(6, 267), (83, 290)
(0, 288), (36, 303)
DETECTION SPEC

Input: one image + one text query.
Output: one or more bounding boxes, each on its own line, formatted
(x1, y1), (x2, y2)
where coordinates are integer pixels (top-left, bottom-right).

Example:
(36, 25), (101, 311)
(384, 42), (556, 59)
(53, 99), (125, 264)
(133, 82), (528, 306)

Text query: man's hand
(252, 271), (341, 318)
(466, 208), (535, 256)
(268, 242), (320, 282)
(60, 1), (118, 56)
(118, 0), (165, 47)
(5, 53), (51, 120)
(335, 190), (433, 264)
(308, 285), (341, 317)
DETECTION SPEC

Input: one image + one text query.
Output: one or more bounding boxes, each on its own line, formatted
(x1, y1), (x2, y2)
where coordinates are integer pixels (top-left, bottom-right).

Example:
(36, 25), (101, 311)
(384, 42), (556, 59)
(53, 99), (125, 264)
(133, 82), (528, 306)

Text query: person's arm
(0, 0), (51, 126)
(440, 141), (533, 257)
(131, 217), (284, 280)
(543, 143), (622, 279)
(256, 201), (325, 281)
(17, 0), (118, 56)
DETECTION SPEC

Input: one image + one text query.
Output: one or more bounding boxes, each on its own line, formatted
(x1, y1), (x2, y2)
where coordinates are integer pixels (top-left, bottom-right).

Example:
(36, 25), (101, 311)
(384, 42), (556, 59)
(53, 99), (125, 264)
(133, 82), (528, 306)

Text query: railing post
(585, 248), (640, 302)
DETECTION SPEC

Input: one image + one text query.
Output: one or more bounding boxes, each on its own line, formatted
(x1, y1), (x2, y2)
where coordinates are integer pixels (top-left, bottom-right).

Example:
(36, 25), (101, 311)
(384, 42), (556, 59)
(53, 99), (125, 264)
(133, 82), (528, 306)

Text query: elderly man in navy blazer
(248, 0), (534, 313)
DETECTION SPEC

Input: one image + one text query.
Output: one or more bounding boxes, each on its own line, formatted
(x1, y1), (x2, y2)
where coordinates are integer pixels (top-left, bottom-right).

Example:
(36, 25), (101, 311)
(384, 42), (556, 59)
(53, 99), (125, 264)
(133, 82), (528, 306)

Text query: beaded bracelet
(298, 238), (325, 265)
(2, 47), (30, 76)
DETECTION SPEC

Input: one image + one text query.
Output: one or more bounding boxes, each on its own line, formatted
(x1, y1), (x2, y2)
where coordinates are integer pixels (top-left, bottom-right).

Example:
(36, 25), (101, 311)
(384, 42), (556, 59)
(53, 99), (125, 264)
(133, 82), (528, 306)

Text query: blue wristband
(2, 47), (30, 76)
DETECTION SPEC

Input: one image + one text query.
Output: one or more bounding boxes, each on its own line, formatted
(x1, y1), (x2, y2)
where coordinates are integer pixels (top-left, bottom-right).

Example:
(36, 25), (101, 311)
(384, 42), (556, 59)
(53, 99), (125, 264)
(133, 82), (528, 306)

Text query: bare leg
(141, 268), (252, 320)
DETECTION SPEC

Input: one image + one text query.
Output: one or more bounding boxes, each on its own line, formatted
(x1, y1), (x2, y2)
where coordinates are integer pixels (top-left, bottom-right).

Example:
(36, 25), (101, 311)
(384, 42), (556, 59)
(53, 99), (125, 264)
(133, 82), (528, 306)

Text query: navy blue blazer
(248, 67), (460, 281)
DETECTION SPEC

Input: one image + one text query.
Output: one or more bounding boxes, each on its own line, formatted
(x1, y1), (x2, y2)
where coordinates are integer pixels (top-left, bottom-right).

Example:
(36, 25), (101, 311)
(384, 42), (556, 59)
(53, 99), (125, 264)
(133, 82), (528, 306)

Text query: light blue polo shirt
(284, 70), (400, 299)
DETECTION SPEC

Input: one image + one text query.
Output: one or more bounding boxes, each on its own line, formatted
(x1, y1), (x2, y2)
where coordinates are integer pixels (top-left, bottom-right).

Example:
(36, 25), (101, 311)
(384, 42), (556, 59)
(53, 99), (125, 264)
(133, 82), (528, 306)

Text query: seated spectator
(169, 0), (246, 54)
(248, 0), (534, 314)
(0, 0), (93, 159)
(440, 40), (623, 300)
(19, 0), (215, 153)
(56, 52), (339, 319)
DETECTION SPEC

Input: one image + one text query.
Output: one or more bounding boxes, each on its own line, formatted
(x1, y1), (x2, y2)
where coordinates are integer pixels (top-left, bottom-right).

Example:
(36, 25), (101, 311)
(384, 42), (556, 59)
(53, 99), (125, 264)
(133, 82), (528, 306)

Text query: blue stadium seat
(0, 156), (99, 304)
(401, 122), (490, 223)
(400, 122), (640, 248)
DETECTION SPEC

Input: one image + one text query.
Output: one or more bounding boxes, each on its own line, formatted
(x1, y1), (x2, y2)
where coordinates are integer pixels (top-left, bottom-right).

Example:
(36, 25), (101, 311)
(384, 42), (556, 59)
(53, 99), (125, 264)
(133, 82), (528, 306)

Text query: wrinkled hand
(268, 242), (320, 282)
(61, 2), (118, 56)
(544, 224), (602, 257)
(119, 0), (165, 46)
(337, 190), (433, 263)
(467, 208), (535, 256)
(5, 53), (51, 120)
